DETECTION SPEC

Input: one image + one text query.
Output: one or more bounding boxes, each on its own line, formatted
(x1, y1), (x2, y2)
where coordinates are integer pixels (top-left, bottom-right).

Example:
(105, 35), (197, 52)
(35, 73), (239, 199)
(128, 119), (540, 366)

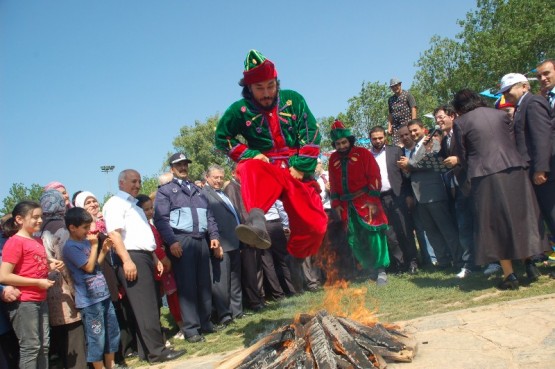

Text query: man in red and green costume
(215, 49), (327, 258)
(328, 120), (390, 284)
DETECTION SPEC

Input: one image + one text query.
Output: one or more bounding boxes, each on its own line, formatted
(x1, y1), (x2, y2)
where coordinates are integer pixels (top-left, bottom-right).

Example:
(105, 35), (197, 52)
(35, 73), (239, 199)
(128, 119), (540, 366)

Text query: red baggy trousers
(237, 159), (327, 258)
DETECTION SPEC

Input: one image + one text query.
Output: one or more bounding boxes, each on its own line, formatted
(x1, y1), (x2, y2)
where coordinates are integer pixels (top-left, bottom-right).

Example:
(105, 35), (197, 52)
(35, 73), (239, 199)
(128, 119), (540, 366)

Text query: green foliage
(318, 113), (348, 153)
(172, 114), (233, 181)
(413, 35), (466, 106)
(413, 0), (555, 106)
(457, 0), (554, 89)
(344, 81), (390, 138)
(140, 174), (162, 197)
(1, 183), (44, 215)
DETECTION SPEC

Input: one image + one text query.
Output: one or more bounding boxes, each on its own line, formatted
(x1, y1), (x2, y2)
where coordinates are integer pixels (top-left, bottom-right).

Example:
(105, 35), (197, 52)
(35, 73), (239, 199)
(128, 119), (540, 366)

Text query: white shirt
(265, 200), (289, 228)
(370, 146), (391, 193)
(103, 190), (156, 252)
(316, 171), (331, 209)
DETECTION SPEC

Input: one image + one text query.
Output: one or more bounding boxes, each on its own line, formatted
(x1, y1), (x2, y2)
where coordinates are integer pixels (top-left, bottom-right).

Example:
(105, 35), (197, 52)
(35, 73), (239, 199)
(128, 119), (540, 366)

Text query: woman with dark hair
(452, 89), (546, 289)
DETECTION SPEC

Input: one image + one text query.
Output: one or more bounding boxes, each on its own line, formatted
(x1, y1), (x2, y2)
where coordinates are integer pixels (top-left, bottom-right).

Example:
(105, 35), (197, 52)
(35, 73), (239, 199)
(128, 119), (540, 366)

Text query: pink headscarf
(44, 181), (65, 191)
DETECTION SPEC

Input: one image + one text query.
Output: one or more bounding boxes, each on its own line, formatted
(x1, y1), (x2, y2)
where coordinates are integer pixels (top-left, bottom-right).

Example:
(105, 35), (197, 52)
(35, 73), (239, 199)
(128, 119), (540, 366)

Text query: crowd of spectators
(1, 59), (555, 368)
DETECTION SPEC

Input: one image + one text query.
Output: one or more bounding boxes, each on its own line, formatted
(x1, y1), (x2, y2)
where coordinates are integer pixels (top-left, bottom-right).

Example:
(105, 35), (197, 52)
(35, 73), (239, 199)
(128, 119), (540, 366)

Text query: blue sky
(1, 0), (476, 206)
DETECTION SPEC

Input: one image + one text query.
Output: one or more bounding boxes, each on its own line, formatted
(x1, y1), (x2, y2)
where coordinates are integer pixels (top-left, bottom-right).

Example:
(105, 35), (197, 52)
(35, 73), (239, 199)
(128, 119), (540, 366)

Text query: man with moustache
(328, 120), (389, 285)
(369, 126), (418, 274)
(499, 73), (554, 269)
(537, 59), (555, 111)
(103, 169), (185, 363)
(153, 153), (222, 343)
(201, 165), (243, 326)
(215, 49), (327, 260)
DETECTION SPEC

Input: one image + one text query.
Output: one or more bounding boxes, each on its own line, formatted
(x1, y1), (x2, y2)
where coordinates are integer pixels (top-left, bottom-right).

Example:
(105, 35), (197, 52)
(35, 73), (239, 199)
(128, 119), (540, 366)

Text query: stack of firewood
(217, 310), (417, 369)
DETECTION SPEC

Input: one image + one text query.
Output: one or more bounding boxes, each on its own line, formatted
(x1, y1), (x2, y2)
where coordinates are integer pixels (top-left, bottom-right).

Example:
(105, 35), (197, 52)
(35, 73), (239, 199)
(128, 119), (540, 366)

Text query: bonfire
(217, 281), (417, 369)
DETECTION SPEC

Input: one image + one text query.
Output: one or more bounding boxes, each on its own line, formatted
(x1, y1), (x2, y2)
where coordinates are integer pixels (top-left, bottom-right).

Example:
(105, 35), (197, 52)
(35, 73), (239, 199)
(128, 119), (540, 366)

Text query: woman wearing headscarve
(44, 181), (73, 210)
(39, 190), (87, 368)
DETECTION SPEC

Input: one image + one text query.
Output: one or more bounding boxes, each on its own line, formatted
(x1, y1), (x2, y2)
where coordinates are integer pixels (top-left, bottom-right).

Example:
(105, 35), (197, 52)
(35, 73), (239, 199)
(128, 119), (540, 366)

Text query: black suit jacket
(513, 92), (555, 181)
(383, 145), (411, 197)
(453, 107), (526, 181)
(202, 186), (241, 252)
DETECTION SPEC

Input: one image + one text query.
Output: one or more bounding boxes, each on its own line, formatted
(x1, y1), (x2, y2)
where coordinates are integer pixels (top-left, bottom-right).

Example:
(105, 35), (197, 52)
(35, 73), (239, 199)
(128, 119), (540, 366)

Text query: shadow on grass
(225, 316), (293, 347)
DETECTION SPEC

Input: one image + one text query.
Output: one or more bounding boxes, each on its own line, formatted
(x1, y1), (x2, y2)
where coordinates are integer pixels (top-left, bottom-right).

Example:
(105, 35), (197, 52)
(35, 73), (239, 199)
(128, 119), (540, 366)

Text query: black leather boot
(497, 273), (519, 290)
(235, 208), (271, 249)
(525, 259), (541, 281)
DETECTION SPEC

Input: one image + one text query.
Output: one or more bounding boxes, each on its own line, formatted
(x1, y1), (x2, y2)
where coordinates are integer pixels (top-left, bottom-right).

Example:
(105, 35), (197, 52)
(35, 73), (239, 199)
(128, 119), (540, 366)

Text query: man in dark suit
(397, 119), (462, 271)
(435, 105), (475, 278)
(537, 59), (555, 113)
(500, 73), (554, 268)
(370, 126), (418, 274)
(223, 171), (266, 311)
(202, 165), (244, 325)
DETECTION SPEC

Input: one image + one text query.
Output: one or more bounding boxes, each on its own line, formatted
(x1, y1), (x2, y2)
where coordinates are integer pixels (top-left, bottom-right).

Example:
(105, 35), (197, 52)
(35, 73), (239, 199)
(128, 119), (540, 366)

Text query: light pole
(100, 165), (115, 194)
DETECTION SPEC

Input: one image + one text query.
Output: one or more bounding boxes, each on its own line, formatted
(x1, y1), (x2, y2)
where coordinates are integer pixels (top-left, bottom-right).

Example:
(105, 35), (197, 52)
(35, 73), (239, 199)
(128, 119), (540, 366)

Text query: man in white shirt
(103, 169), (185, 363)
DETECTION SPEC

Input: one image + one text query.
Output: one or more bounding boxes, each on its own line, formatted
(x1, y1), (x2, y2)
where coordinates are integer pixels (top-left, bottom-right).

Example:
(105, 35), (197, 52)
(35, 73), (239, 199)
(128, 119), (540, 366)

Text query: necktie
(216, 190), (240, 224)
(548, 91), (555, 107)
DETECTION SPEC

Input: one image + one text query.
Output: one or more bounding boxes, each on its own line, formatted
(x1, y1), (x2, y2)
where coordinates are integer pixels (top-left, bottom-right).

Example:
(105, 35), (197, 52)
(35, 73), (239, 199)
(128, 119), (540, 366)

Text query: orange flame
(312, 230), (379, 326)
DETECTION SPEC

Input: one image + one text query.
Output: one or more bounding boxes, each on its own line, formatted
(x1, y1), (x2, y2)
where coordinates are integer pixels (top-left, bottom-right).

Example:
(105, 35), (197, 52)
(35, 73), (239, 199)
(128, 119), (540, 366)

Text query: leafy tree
(140, 174), (162, 197)
(413, 36), (466, 107)
(344, 81), (390, 138)
(413, 0), (555, 105)
(172, 114), (232, 180)
(1, 183), (44, 215)
(318, 113), (348, 153)
(457, 0), (554, 90)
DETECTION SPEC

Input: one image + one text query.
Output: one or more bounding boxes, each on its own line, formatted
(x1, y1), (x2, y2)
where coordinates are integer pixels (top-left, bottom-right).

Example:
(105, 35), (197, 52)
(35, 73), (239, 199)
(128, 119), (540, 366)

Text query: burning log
(306, 317), (337, 369)
(336, 318), (405, 352)
(217, 311), (416, 369)
(318, 312), (377, 368)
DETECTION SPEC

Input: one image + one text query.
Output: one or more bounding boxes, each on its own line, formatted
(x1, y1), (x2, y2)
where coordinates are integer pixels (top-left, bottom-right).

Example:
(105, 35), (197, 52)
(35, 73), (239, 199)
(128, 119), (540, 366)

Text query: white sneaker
(483, 263), (502, 276)
(376, 272), (388, 286)
(174, 331), (185, 340)
(456, 267), (471, 279)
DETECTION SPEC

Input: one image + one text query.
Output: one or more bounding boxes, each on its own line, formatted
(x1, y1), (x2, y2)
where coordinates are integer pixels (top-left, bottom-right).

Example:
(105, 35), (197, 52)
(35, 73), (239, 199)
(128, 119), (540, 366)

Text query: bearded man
(215, 49), (327, 259)
(328, 121), (390, 285)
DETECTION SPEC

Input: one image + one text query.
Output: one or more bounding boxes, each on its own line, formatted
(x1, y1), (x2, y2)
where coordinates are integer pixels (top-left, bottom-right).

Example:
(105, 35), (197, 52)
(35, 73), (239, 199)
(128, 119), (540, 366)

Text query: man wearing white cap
(499, 72), (555, 266)
(387, 78), (417, 146)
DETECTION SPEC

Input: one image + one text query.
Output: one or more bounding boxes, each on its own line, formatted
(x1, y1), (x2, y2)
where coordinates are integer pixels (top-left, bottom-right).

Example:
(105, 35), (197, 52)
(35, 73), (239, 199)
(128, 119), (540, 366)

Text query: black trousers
(266, 220), (297, 295)
(417, 201), (462, 266)
(381, 192), (418, 267)
(260, 247), (285, 300)
(169, 234), (213, 338)
(211, 249), (242, 322)
(116, 251), (165, 362)
(241, 247), (264, 308)
(535, 181), (555, 236)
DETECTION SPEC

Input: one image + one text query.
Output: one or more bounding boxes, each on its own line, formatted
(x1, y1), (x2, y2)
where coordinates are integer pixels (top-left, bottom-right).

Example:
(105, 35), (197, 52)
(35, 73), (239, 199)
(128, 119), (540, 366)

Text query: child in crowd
(0, 201), (62, 369)
(63, 207), (120, 369)
(135, 194), (184, 339)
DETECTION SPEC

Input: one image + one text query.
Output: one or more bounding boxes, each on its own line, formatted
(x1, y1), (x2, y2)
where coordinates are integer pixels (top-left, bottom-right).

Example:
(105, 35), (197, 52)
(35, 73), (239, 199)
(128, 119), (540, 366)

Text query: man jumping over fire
(215, 49), (327, 258)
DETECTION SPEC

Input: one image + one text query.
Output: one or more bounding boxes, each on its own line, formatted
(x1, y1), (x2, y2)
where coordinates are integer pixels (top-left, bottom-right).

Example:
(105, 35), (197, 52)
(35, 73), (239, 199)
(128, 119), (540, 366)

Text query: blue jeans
(8, 300), (49, 369)
(81, 298), (120, 362)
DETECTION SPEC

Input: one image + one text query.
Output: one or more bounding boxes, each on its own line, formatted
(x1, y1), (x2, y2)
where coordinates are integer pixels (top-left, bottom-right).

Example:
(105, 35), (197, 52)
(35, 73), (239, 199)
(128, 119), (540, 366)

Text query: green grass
(128, 262), (555, 366)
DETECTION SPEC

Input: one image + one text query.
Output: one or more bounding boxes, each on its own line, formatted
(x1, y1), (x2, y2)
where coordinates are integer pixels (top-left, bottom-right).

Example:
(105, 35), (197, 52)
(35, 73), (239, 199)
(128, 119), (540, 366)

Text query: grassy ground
(127, 262), (555, 366)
